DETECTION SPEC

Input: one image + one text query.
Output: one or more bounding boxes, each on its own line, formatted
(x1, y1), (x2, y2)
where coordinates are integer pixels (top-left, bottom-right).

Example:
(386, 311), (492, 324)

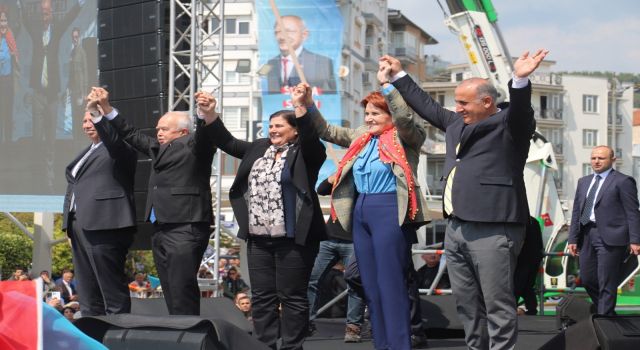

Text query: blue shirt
(0, 38), (12, 76)
(353, 137), (396, 194)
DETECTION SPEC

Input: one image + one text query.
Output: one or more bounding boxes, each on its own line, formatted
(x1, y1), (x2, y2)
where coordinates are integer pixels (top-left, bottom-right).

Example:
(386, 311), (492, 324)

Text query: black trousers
(152, 222), (210, 315)
(69, 215), (134, 316)
(247, 237), (317, 350)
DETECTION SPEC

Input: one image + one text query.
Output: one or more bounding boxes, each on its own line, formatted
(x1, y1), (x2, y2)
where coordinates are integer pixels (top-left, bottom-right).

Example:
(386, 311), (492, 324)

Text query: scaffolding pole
(168, 0), (224, 283)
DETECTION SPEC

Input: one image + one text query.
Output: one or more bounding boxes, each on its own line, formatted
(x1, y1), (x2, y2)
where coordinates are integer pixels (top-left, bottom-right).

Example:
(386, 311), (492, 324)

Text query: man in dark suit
(89, 87), (217, 315)
(61, 105), (137, 315)
(54, 269), (78, 304)
(20, 0), (82, 142)
(264, 15), (336, 94)
(568, 146), (640, 315)
(382, 49), (548, 349)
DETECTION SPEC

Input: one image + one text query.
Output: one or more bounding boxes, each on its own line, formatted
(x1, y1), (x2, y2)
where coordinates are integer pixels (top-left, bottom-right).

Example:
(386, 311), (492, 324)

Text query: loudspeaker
(556, 295), (596, 329)
(74, 314), (269, 350)
(100, 64), (166, 101)
(540, 315), (640, 350)
(593, 316), (640, 350)
(99, 32), (167, 71)
(130, 297), (253, 334)
(97, 1), (166, 40)
(111, 96), (167, 129)
(418, 295), (464, 330)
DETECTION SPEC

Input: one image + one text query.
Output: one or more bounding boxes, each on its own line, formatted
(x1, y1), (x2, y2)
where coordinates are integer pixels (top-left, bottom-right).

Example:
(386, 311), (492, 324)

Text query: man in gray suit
(568, 146), (640, 315)
(264, 15), (336, 94)
(382, 48), (548, 350)
(62, 104), (137, 315)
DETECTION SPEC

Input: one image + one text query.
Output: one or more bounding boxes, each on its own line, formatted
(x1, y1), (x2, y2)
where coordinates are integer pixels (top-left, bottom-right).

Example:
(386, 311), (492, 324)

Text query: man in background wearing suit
(382, 48), (548, 349)
(62, 105), (137, 315)
(89, 87), (218, 315)
(68, 27), (88, 140)
(568, 146), (640, 315)
(264, 15), (336, 94)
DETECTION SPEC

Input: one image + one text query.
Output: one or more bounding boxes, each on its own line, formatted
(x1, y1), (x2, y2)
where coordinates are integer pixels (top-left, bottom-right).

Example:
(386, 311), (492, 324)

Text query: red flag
(540, 213), (553, 227)
(0, 280), (43, 350)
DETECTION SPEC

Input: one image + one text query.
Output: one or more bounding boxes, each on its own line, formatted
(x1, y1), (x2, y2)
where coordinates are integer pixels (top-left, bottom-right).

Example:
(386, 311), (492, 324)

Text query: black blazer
(96, 114), (217, 224)
(569, 170), (640, 247)
(62, 125), (137, 232)
(209, 114), (327, 246)
(394, 75), (535, 224)
(265, 48), (336, 94)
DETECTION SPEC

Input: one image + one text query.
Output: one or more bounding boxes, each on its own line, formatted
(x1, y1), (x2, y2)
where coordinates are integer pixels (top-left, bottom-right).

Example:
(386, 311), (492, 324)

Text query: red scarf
(330, 127), (418, 222)
(0, 29), (19, 61)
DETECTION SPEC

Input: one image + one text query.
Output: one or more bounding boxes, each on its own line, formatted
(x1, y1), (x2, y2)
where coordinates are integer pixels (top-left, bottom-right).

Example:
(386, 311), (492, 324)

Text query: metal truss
(169, 0), (224, 281)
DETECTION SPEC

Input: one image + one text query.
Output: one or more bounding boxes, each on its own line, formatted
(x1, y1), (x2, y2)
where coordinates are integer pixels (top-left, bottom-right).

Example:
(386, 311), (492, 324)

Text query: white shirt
(280, 46), (304, 83)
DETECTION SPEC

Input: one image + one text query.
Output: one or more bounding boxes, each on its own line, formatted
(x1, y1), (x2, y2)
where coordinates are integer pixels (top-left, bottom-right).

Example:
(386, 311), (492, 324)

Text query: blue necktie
(149, 208), (156, 223)
(580, 175), (601, 226)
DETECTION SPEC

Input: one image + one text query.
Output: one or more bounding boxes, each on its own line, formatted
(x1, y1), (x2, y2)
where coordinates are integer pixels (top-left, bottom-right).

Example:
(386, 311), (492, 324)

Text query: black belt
(583, 221), (597, 228)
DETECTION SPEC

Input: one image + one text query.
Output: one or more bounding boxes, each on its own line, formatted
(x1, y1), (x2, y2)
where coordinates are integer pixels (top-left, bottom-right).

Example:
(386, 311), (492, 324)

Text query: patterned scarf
(247, 144), (291, 237)
(330, 127), (418, 222)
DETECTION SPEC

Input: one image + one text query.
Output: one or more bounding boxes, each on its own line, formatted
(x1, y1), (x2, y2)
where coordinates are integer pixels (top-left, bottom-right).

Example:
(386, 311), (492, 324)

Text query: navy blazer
(209, 113), (327, 247)
(393, 75), (535, 224)
(62, 125), (137, 232)
(569, 169), (640, 247)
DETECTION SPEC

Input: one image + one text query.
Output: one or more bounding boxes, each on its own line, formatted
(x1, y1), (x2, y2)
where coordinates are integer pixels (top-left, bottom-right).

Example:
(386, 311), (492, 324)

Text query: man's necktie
(281, 58), (289, 85)
(443, 143), (461, 216)
(579, 175), (601, 225)
(41, 30), (50, 88)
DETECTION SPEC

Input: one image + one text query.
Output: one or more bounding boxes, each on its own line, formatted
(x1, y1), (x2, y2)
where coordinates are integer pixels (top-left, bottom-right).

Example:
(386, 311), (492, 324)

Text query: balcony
(552, 143), (563, 155)
(607, 114), (623, 125)
(529, 72), (563, 86)
(393, 47), (417, 64)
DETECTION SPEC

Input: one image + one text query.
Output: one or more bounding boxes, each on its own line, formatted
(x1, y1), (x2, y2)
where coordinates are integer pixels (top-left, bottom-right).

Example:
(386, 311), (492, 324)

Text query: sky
(388, 0), (640, 74)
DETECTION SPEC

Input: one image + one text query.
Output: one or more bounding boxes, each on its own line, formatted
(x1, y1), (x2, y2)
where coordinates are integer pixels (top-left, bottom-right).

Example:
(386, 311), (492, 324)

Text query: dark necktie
(579, 175), (601, 225)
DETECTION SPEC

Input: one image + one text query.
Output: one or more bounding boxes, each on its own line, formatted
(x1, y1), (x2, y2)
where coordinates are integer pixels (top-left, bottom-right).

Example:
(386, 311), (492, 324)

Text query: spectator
(7, 267), (25, 281)
(62, 307), (75, 322)
(235, 292), (253, 322)
(416, 253), (450, 290)
(218, 258), (229, 278)
(128, 273), (151, 298)
(55, 269), (78, 303)
(222, 267), (250, 300)
(46, 296), (63, 312)
(40, 270), (57, 294)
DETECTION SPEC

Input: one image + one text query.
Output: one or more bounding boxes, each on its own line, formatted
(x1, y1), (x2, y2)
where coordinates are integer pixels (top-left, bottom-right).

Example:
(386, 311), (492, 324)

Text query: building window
(582, 129), (598, 147)
(582, 94), (598, 113)
(222, 107), (249, 129)
(429, 91), (446, 106)
(224, 70), (251, 85)
(582, 163), (593, 176)
(224, 18), (250, 35)
(455, 72), (464, 82)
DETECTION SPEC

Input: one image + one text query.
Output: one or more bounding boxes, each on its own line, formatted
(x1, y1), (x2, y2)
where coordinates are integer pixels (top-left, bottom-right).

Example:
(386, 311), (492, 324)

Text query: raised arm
(291, 84), (327, 170)
(89, 87), (157, 157)
(287, 81), (355, 148)
(380, 55), (457, 131)
(196, 91), (251, 159)
(506, 49), (549, 141)
(86, 95), (137, 164)
(378, 62), (426, 149)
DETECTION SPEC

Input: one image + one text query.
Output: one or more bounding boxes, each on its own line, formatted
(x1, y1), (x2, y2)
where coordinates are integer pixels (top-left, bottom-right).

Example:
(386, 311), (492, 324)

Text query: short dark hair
(269, 110), (297, 128)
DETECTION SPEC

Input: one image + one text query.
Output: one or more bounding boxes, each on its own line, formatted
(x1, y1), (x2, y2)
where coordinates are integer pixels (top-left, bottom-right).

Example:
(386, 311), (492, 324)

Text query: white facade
(562, 75), (633, 211)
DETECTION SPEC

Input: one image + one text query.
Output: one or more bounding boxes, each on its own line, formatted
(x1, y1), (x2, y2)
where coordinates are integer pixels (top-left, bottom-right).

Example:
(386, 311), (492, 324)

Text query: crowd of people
(9, 44), (640, 350)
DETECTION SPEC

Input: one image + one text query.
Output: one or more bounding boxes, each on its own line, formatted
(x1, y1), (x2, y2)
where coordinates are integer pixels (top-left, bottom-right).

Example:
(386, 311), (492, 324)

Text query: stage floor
(304, 315), (560, 350)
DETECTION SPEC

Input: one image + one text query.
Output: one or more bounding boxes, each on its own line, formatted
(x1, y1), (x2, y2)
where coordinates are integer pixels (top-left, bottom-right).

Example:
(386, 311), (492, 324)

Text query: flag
(540, 213), (554, 227)
(0, 279), (106, 350)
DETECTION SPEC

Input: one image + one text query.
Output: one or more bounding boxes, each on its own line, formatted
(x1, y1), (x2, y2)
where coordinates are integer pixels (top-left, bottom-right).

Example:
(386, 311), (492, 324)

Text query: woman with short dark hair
(196, 85), (326, 350)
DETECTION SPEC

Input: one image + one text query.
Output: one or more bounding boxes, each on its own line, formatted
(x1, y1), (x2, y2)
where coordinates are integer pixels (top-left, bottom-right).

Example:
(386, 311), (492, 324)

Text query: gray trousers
(445, 218), (525, 350)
